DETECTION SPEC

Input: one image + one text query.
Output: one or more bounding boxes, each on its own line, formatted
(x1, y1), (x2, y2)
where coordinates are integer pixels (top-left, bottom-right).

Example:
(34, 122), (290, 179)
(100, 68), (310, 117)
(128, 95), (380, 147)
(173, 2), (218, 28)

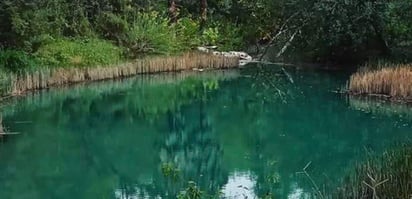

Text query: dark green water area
(0, 65), (411, 198)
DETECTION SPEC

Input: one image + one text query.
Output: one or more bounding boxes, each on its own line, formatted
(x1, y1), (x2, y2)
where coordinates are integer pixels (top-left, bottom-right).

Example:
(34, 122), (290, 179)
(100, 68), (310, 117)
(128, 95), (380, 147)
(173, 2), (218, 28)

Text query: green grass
(0, 50), (38, 73)
(34, 38), (123, 68)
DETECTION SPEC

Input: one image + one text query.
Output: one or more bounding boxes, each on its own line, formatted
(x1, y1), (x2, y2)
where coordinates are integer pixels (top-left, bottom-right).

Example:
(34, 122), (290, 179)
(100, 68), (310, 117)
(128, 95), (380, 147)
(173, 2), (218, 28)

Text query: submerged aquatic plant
(161, 162), (180, 181)
(177, 181), (203, 199)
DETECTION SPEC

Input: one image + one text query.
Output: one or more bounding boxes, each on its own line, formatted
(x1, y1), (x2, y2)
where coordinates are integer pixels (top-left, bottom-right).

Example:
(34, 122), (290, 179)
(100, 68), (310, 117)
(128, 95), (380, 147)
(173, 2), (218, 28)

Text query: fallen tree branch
(259, 14), (310, 61)
(258, 12), (300, 61)
(277, 29), (299, 58)
(296, 161), (325, 199)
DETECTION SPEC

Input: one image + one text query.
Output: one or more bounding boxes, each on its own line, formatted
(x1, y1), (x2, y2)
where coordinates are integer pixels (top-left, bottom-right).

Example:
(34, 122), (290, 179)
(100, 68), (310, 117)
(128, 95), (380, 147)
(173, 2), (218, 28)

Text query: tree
(168, 0), (178, 23)
(200, 0), (207, 25)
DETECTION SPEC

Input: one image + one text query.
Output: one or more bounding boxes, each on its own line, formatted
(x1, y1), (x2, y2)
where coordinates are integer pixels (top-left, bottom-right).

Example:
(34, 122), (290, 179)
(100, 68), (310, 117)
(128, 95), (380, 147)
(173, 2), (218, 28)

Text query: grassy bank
(332, 143), (412, 199)
(0, 52), (238, 96)
(0, 8), (244, 97)
(348, 64), (412, 101)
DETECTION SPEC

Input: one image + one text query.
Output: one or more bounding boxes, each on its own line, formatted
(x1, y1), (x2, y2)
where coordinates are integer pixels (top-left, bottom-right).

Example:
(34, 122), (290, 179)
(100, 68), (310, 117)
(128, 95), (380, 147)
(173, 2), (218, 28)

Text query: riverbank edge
(4, 52), (239, 96)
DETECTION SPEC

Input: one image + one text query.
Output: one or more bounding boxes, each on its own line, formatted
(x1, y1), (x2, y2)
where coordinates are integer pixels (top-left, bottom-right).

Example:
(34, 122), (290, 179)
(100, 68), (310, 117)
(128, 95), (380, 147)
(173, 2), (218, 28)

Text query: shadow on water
(0, 65), (411, 198)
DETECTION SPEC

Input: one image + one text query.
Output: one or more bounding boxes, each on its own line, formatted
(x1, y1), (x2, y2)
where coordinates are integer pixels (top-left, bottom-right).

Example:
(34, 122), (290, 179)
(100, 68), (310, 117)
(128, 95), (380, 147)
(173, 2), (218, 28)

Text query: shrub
(0, 49), (38, 73)
(201, 26), (220, 46)
(174, 17), (202, 50)
(216, 22), (244, 51)
(200, 22), (244, 51)
(35, 38), (123, 67)
(125, 11), (180, 57)
(95, 12), (130, 45)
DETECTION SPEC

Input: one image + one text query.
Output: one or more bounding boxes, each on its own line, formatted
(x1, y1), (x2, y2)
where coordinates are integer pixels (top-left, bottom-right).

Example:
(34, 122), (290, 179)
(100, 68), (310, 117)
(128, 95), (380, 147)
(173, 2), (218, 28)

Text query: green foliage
(95, 12), (130, 45)
(174, 17), (202, 49)
(161, 162), (180, 181)
(201, 27), (220, 46)
(214, 22), (244, 51)
(1, 0), (67, 49)
(199, 22), (244, 51)
(35, 38), (122, 67)
(0, 49), (38, 73)
(385, 1), (412, 46)
(1, 0), (411, 65)
(125, 11), (180, 56)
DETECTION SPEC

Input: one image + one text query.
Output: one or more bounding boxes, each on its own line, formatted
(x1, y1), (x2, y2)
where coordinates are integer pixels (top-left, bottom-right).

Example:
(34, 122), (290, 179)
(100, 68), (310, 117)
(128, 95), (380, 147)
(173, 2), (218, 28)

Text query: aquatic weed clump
(333, 144), (412, 199)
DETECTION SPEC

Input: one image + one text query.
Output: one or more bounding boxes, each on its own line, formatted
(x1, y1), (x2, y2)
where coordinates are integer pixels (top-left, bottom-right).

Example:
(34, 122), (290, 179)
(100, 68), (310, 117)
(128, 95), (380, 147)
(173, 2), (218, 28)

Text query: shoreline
(347, 92), (412, 103)
(3, 52), (239, 97)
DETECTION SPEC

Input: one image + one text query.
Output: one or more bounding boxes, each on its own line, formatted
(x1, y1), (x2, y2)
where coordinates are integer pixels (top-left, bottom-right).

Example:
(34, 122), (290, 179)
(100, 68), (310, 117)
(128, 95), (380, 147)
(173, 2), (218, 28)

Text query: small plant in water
(161, 162), (180, 181)
(177, 181), (203, 199)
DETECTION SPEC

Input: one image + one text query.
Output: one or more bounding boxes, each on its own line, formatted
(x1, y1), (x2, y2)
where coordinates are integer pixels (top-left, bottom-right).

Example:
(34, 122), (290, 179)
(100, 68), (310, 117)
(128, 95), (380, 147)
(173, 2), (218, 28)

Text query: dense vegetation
(1, 0), (412, 73)
(0, 0), (244, 73)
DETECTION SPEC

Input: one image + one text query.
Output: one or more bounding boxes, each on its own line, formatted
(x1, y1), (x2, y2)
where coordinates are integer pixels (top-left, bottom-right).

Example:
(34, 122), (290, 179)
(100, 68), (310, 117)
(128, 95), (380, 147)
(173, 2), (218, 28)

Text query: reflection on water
(0, 66), (411, 198)
(350, 96), (412, 121)
(222, 172), (256, 198)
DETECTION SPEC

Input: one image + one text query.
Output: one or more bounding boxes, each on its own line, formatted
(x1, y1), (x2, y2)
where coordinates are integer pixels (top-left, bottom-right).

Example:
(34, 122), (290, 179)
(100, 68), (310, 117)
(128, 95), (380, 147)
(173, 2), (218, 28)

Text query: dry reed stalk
(9, 52), (239, 95)
(333, 144), (412, 199)
(1, 69), (240, 117)
(348, 64), (412, 100)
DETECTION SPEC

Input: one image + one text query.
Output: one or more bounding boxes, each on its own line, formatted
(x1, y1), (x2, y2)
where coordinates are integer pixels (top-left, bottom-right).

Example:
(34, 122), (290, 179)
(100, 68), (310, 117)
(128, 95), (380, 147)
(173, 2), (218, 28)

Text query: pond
(0, 65), (411, 198)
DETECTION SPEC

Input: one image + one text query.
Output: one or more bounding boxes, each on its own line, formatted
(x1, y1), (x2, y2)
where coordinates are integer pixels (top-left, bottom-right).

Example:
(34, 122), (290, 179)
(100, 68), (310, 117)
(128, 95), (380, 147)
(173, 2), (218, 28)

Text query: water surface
(1, 65), (411, 198)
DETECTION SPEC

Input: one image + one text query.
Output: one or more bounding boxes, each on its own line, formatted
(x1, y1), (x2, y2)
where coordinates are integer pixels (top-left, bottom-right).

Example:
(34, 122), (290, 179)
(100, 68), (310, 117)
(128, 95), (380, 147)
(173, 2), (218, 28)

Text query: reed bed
(333, 144), (412, 199)
(7, 52), (239, 95)
(348, 64), (412, 100)
(1, 69), (240, 116)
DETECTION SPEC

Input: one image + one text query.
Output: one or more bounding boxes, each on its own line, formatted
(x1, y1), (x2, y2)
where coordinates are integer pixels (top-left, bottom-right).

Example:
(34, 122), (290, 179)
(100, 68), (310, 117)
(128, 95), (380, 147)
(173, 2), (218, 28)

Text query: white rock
(205, 46), (218, 49)
(212, 51), (222, 56)
(239, 60), (251, 66)
(197, 47), (209, 53)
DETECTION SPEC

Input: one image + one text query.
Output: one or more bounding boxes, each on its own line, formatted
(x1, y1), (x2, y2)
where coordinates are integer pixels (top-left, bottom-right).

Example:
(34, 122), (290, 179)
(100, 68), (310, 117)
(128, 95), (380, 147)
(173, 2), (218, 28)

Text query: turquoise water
(0, 65), (411, 198)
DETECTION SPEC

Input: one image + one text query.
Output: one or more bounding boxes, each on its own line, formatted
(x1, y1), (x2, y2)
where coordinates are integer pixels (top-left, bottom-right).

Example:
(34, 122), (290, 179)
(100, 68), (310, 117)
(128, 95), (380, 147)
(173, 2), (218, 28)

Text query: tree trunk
(168, 0), (177, 24)
(200, 0), (207, 26)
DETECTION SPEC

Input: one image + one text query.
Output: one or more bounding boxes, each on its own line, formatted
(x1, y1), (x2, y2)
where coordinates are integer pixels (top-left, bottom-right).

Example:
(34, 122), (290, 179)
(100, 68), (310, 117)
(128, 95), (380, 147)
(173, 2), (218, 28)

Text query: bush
(174, 17), (202, 49)
(95, 12), (130, 45)
(35, 38), (123, 67)
(216, 22), (244, 51)
(125, 11), (180, 57)
(0, 49), (38, 73)
(200, 22), (244, 51)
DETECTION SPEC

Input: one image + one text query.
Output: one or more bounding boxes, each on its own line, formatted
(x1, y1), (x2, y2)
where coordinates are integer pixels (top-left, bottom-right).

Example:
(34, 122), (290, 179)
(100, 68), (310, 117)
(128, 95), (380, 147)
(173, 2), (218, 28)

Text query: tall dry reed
(349, 64), (412, 100)
(8, 52), (239, 95)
